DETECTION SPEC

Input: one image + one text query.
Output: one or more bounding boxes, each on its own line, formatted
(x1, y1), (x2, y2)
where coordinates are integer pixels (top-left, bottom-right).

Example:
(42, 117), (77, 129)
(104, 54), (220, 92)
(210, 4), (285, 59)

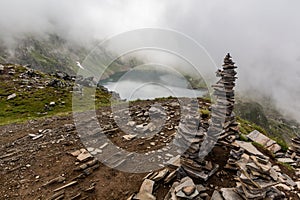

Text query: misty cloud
(0, 0), (300, 120)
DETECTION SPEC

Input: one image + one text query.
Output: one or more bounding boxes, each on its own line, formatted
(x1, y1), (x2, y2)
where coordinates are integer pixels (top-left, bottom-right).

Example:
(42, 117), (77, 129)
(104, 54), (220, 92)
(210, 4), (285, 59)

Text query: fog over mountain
(1, 0), (300, 120)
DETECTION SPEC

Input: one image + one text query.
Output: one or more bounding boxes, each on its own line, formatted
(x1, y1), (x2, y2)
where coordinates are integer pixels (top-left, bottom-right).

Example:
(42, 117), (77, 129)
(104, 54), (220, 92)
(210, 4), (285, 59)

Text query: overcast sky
(0, 0), (300, 120)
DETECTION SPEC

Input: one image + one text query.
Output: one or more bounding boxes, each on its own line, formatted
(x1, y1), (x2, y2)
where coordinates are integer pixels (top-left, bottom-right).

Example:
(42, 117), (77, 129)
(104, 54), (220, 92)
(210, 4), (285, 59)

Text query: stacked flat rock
(224, 148), (244, 171)
(211, 53), (239, 143)
(174, 104), (219, 181)
(286, 134), (300, 167)
(234, 153), (285, 199)
(174, 105), (204, 159)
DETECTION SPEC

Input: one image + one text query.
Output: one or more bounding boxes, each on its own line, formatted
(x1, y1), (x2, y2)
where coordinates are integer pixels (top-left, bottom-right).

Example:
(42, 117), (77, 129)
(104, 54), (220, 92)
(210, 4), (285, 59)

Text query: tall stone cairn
(175, 54), (238, 181)
(211, 53), (239, 143)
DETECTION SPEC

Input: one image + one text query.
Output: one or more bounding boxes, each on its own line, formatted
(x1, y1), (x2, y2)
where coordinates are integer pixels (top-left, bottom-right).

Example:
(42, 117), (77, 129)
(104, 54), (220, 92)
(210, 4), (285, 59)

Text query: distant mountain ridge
(0, 34), (90, 75)
(0, 34), (140, 77)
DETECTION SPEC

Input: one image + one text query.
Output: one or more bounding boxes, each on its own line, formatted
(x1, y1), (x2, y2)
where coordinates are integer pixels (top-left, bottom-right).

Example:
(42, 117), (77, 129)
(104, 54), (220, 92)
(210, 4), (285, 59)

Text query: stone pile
(172, 54), (239, 182)
(70, 149), (100, 177)
(130, 55), (300, 199)
(174, 103), (201, 157)
(165, 176), (209, 200)
(234, 153), (284, 199)
(173, 102), (220, 181)
(286, 134), (300, 167)
(247, 130), (281, 154)
(224, 148), (244, 171)
(211, 53), (239, 144)
(221, 140), (300, 199)
(132, 168), (211, 200)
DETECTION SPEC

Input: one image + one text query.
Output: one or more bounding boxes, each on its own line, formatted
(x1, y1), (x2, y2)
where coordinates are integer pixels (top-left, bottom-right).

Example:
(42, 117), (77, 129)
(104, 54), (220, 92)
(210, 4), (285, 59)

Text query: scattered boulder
(247, 130), (281, 153)
(211, 190), (223, 200)
(7, 93), (17, 100)
(221, 188), (243, 200)
(234, 141), (264, 156)
(122, 134), (137, 141)
(0, 64), (4, 73)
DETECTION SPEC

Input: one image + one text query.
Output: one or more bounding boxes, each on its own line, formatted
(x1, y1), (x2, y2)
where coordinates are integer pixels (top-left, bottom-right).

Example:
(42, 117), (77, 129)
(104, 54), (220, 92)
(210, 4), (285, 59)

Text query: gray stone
(247, 130), (281, 153)
(221, 188), (243, 200)
(77, 150), (93, 162)
(211, 190), (223, 200)
(277, 158), (296, 164)
(152, 168), (169, 181)
(164, 170), (177, 184)
(135, 191), (156, 200)
(196, 184), (207, 193)
(267, 144), (281, 154)
(234, 141), (264, 156)
(269, 168), (278, 181)
(87, 147), (94, 152)
(250, 156), (272, 173)
(275, 183), (292, 191)
(123, 134), (137, 141)
(199, 193), (209, 199)
(7, 93), (17, 100)
(295, 181), (300, 190)
(282, 173), (297, 187)
(127, 121), (136, 126)
(139, 179), (155, 194)
(247, 130), (271, 145)
(32, 134), (43, 140)
(176, 189), (199, 199)
(165, 155), (181, 169)
(182, 186), (196, 196)
(99, 142), (109, 149)
(150, 142), (156, 146)
(174, 177), (195, 193)
(273, 165), (281, 172)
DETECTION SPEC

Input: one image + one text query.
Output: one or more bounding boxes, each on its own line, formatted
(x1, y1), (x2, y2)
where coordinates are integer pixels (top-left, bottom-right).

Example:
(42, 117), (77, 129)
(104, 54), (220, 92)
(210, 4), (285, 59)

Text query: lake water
(100, 68), (207, 101)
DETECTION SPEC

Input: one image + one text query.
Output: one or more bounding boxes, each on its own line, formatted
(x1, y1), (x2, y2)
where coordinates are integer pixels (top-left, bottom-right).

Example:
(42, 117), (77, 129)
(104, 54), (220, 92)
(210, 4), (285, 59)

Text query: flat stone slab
(152, 168), (169, 181)
(174, 177), (195, 193)
(221, 188), (243, 200)
(176, 189), (199, 199)
(135, 191), (156, 200)
(211, 190), (223, 200)
(165, 155), (181, 169)
(139, 179), (155, 194)
(247, 130), (281, 153)
(234, 141), (264, 156)
(77, 149), (93, 162)
(267, 144), (281, 153)
(122, 134), (137, 141)
(247, 130), (271, 145)
(277, 158), (296, 164)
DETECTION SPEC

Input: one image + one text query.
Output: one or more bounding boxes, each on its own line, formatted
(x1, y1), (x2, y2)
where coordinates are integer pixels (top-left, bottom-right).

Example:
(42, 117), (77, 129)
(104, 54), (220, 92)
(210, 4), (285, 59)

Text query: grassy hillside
(0, 64), (112, 125)
(0, 34), (143, 78)
(235, 100), (299, 150)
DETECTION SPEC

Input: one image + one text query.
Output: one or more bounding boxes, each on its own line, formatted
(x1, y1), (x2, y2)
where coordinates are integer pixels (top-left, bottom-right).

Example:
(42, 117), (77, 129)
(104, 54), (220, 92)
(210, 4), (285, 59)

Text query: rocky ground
(1, 97), (300, 200)
(0, 98), (200, 199)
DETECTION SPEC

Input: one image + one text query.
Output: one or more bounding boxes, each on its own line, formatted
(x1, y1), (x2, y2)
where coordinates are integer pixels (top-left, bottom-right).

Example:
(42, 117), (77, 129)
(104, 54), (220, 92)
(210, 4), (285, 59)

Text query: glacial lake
(100, 68), (207, 101)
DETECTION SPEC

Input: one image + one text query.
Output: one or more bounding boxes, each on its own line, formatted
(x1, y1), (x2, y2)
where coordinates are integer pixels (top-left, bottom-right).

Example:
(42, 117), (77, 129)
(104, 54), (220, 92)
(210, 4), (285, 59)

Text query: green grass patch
(239, 133), (249, 142)
(0, 65), (112, 126)
(200, 108), (210, 118)
(237, 116), (267, 135)
(278, 162), (294, 171)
